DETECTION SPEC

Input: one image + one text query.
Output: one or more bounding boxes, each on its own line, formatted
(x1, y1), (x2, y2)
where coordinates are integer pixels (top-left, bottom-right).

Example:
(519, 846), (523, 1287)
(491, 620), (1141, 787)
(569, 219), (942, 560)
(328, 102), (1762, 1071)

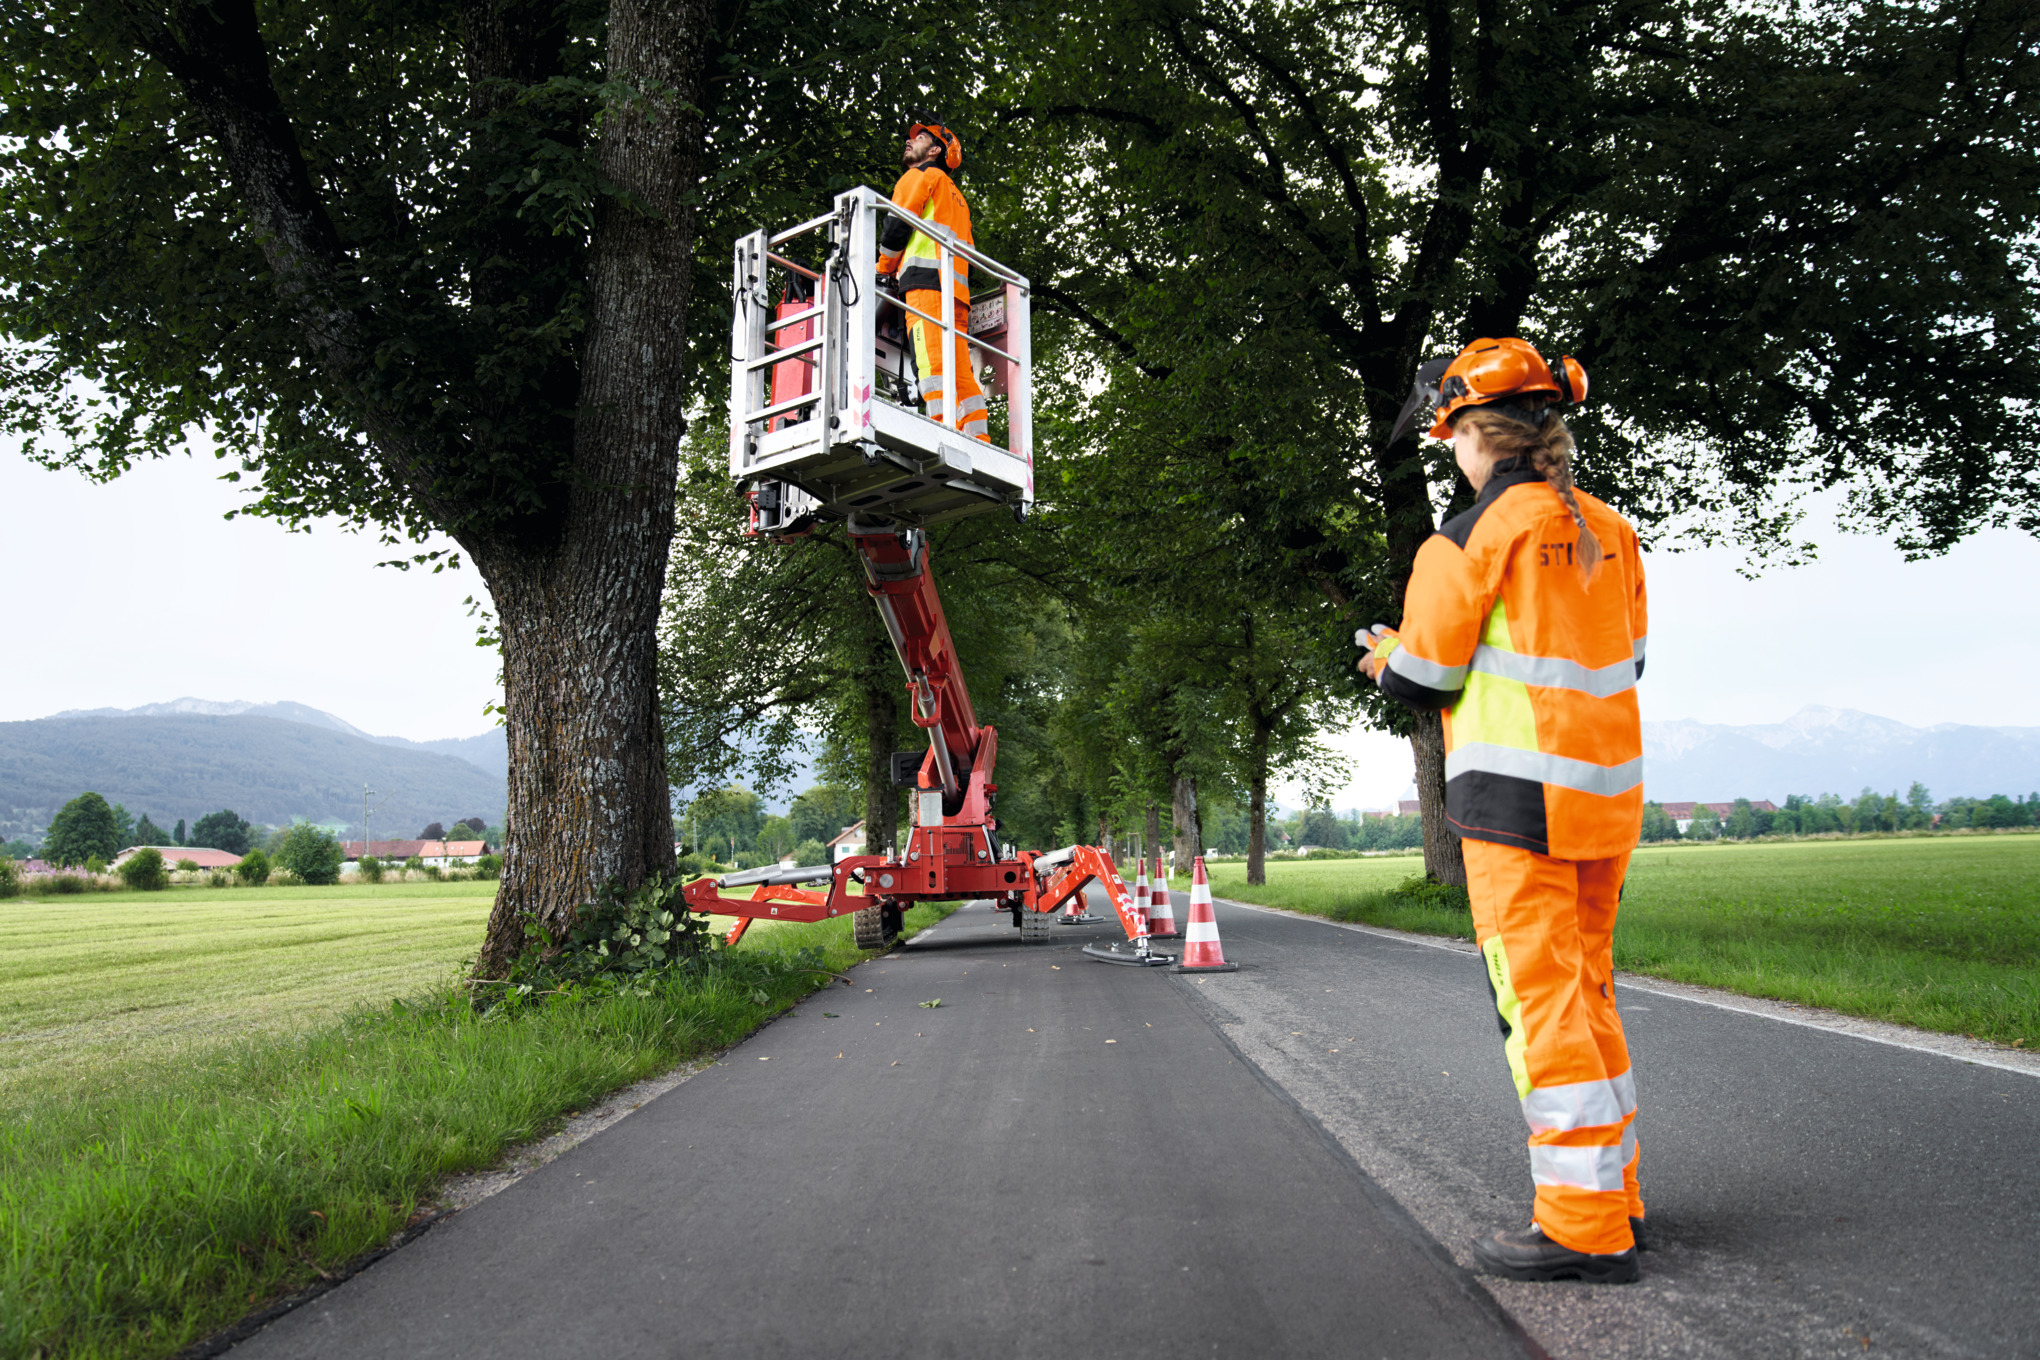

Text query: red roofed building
(342, 839), (491, 866)
(113, 846), (245, 869)
(827, 821), (866, 862)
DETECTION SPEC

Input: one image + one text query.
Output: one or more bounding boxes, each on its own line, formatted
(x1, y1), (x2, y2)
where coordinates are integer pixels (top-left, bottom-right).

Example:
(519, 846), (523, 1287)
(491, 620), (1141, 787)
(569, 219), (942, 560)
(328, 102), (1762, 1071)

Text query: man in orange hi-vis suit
(876, 113), (989, 443)
(1359, 338), (1649, 1284)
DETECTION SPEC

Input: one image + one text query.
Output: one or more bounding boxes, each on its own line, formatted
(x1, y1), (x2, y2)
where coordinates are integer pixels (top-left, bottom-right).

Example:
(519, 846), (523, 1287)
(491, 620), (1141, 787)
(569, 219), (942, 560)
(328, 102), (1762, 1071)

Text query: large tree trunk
(1246, 739), (1269, 886)
(1170, 773), (1200, 868)
(1410, 710), (1465, 885)
(1144, 798), (1162, 870)
(863, 650), (902, 858)
(476, 0), (707, 974)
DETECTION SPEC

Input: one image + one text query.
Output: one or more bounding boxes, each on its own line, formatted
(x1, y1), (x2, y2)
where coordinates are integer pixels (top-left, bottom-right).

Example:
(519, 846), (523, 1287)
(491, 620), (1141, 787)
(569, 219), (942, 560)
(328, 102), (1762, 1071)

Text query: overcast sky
(5, 448), (2036, 808)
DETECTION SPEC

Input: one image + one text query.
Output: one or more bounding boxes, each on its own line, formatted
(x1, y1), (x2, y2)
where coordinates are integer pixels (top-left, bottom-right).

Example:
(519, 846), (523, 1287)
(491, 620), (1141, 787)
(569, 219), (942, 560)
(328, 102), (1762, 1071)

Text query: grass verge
(1208, 836), (2040, 1046)
(0, 898), (954, 1360)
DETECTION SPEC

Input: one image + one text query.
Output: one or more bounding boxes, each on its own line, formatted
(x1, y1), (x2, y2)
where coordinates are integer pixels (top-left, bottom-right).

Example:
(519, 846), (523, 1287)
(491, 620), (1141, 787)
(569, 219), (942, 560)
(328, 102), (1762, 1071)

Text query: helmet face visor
(1389, 356), (1455, 445)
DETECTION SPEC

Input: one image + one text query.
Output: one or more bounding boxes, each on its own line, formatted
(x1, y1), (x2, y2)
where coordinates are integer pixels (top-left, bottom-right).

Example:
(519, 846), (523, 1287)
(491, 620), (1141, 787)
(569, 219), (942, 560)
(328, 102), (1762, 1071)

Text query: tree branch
(1035, 283), (1174, 380)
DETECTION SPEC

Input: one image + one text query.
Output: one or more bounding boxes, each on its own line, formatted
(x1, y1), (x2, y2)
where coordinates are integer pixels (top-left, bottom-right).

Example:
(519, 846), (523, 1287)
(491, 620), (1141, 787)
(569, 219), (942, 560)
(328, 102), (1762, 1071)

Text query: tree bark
(1410, 709), (1465, 886)
(1144, 798), (1162, 869)
(1171, 773), (1200, 868)
(1246, 732), (1269, 886)
(863, 645), (903, 858)
(475, 0), (709, 972)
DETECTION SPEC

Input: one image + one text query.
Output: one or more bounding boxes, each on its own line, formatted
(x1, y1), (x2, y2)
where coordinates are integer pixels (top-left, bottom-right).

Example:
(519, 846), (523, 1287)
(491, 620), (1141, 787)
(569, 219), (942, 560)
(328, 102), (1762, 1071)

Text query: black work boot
(1630, 1216), (1650, 1252)
(1469, 1225), (1640, 1284)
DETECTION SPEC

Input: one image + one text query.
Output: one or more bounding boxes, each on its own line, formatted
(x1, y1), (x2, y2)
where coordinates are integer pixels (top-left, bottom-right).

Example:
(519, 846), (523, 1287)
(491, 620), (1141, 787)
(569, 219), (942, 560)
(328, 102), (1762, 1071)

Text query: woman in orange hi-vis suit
(1358, 338), (1649, 1284)
(876, 114), (989, 443)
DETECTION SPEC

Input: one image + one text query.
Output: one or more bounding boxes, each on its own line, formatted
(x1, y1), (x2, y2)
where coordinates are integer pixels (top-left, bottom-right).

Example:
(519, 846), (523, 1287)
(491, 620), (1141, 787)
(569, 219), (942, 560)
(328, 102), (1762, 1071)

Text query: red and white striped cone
(1171, 856), (1238, 973)
(1147, 853), (1177, 937)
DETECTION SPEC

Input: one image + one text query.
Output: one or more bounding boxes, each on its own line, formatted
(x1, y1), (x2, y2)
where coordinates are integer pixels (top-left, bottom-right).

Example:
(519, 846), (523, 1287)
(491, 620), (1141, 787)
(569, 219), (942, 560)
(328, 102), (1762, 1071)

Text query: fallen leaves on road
(919, 999), (942, 1008)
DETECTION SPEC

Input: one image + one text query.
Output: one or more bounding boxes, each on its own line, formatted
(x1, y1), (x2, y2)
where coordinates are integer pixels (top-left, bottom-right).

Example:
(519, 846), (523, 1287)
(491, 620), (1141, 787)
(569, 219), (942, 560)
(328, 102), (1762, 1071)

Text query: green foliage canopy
(274, 824), (344, 885)
(118, 847), (170, 891)
(43, 793), (122, 868)
(191, 809), (254, 856)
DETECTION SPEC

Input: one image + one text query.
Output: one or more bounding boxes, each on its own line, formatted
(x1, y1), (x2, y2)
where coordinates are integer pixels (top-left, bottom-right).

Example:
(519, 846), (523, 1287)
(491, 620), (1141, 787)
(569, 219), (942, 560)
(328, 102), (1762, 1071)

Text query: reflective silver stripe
(1620, 1121), (1638, 1166)
(954, 394), (987, 417)
(1521, 1076), (1627, 1133)
(1611, 1068), (1636, 1117)
(1530, 1144), (1629, 1193)
(1384, 645), (1469, 691)
(1632, 635), (1647, 664)
(1446, 744), (1643, 796)
(918, 377), (947, 395)
(1470, 646), (1637, 697)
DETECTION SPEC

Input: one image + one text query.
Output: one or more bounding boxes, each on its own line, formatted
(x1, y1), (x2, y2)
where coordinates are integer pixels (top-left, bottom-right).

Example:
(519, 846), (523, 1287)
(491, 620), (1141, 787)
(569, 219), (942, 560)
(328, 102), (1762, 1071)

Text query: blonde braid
(1458, 406), (1603, 586)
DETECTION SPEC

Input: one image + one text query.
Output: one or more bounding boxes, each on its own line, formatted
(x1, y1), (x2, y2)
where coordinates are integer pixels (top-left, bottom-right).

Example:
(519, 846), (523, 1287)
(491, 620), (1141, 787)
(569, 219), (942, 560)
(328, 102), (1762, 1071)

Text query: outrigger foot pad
(1082, 942), (1175, 967)
(1169, 961), (1240, 974)
(1058, 914), (1105, 925)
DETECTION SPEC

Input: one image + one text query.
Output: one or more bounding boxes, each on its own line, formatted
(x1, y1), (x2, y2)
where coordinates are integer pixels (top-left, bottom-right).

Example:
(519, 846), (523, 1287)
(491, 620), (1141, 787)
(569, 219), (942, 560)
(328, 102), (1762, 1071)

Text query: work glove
(1354, 624), (1399, 684)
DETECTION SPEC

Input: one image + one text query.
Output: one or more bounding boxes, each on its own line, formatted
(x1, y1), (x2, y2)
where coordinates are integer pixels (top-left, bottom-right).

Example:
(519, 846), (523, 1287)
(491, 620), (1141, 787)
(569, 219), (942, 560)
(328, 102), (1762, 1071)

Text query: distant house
(1398, 800), (1423, 817)
(113, 846), (243, 869)
(828, 821), (867, 862)
(1657, 800), (1778, 834)
(342, 839), (491, 867)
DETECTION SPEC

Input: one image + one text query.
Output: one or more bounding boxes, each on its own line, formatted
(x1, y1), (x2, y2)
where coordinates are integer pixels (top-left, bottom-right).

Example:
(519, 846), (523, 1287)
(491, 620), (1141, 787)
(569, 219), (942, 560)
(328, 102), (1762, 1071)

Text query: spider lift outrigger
(679, 185), (1170, 965)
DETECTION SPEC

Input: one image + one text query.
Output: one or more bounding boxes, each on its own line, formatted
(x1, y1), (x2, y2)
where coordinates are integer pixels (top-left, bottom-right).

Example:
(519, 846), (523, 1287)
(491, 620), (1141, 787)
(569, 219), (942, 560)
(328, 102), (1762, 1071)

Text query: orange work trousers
(1464, 837), (1643, 1255)
(905, 290), (989, 443)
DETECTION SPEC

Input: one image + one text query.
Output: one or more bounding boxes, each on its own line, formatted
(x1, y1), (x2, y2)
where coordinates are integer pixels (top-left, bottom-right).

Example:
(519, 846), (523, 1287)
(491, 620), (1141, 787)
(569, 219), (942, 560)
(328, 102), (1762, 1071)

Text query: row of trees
(1640, 788), (2040, 842)
(34, 795), (260, 867)
(659, 0), (2040, 895)
(6, 0), (2033, 956)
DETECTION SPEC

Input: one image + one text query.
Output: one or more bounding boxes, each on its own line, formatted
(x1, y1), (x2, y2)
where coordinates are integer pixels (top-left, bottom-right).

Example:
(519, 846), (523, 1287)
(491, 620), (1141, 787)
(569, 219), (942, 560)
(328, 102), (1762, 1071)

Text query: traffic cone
(1147, 853), (1177, 938)
(1171, 857), (1238, 973)
(1132, 858), (1149, 928)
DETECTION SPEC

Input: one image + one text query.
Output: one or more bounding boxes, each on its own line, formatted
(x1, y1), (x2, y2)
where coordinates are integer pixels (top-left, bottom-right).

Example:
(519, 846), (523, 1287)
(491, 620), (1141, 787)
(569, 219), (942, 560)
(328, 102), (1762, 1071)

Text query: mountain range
(1, 703), (507, 844)
(1641, 706), (2040, 803)
(54, 697), (509, 780)
(9, 697), (2024, 845)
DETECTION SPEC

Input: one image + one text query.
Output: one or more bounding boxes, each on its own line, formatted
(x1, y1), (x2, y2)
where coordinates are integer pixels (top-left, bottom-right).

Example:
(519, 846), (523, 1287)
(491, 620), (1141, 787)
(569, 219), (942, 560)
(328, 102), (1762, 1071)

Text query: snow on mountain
(55, 697), (375, 738)
(1642, 706), (2040, 803)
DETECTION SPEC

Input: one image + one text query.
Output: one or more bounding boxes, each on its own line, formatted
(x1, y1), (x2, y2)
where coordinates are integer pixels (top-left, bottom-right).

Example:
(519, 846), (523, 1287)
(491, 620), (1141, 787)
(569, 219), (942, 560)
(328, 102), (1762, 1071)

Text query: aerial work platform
(694, 190), (1168, 964)
(729, 185), (1033, 534)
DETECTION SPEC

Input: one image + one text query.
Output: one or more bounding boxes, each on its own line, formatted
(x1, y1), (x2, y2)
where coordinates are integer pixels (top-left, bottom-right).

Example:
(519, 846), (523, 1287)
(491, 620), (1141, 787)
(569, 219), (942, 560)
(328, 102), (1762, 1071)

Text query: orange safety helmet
(907, 113), (963, 171)
(1389, 337), (1589, 443)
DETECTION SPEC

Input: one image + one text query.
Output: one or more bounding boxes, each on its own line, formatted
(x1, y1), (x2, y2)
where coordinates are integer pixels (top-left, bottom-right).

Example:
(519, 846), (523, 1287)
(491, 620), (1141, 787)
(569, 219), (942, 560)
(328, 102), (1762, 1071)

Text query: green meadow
(0, 881), (494, 1104)
(1208, 833), (2040, 1046)
(0, 879), (952, 1360)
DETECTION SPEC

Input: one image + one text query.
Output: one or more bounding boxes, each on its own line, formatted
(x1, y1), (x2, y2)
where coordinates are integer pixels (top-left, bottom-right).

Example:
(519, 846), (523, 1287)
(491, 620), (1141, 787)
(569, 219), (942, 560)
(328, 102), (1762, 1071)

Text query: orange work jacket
(1376, 460), (1648, 860)
(878, 166), (973, 304)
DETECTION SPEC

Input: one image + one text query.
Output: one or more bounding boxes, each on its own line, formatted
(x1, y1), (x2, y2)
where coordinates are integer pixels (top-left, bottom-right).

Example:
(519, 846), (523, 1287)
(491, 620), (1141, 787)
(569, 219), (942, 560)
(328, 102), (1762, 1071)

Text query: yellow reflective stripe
(1448, 599), (1537, 754)
(1484, 936), (1532, 1098)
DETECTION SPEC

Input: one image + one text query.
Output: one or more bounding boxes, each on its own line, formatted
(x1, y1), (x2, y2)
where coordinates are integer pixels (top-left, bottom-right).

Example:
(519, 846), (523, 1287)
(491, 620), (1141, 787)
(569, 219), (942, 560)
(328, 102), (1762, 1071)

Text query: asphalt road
(231, 891), (2040, 1359)
(1172, 893), (2040, 1360)
(232, 897), (1534, 1359)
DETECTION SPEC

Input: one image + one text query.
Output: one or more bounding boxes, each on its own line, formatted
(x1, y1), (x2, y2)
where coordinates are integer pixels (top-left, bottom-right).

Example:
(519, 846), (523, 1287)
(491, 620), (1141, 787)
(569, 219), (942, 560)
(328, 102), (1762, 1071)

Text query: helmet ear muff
(1546, 354), (1588, 404)
(909, 116), (964, 171)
